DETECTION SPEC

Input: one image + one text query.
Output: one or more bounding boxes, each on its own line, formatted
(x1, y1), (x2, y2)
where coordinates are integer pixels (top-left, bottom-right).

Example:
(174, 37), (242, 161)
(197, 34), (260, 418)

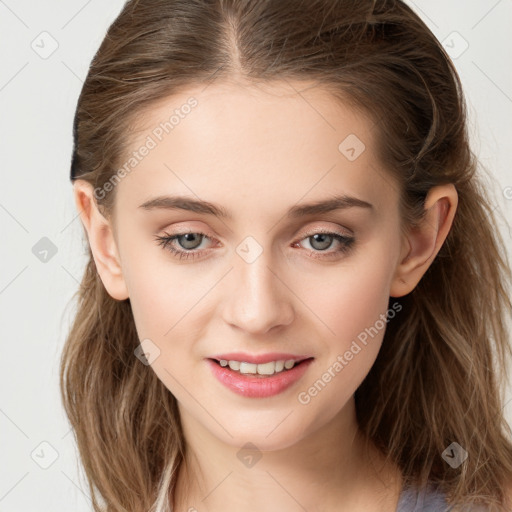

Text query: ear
(72, 180), (129, 301)
(390, 184), (458, 298)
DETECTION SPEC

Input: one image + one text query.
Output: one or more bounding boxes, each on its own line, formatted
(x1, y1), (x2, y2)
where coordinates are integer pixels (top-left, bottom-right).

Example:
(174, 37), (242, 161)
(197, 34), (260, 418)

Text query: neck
(172, 397), (403, 512)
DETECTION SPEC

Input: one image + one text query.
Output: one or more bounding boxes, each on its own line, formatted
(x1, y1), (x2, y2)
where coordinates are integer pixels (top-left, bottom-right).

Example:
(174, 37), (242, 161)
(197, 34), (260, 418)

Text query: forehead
(114, 80), (398, 221)
(131, 79), (374, 154)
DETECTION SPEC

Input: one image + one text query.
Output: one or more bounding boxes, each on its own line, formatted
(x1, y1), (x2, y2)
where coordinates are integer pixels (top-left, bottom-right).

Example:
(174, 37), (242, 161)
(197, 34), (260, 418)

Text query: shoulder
(396, 483), (448, 512)
(399, 480), (512, 511)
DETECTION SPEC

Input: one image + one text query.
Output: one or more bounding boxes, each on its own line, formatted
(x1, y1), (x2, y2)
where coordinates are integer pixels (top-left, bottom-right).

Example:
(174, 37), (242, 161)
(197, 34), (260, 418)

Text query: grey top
(396, 483), (450, 511)
(396, 484), (490, 511)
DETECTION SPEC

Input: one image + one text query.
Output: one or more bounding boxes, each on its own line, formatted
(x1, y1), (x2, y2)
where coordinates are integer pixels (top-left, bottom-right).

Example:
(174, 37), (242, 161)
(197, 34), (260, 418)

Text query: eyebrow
(138, 194), (374, 219)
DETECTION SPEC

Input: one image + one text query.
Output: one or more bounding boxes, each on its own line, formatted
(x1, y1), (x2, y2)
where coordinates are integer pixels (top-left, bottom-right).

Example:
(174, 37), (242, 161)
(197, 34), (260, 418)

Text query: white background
(0, 1), (511, 510)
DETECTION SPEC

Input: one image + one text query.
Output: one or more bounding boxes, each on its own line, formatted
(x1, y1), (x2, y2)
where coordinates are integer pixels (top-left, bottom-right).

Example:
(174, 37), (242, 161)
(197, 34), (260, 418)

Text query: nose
(221, 251), (295, 335)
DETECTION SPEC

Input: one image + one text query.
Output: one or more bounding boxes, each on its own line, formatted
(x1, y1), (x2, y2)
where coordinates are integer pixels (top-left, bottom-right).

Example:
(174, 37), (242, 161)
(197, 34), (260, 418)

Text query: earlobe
(72, 180), (129, 301)
(390, 184), (458, 298)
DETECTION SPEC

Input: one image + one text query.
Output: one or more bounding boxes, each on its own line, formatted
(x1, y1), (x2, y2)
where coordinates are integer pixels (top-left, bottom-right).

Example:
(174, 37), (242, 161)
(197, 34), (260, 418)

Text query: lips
(206, 355), (314, 398)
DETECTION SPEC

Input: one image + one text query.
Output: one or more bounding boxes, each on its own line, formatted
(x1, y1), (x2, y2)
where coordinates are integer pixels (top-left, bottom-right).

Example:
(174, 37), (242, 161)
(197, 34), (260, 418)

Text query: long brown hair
(61, 0), (512, 510)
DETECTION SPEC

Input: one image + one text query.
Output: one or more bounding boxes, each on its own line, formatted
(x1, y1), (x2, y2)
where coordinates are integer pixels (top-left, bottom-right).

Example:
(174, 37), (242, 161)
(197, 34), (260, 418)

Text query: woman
(61, 0), (512, 510)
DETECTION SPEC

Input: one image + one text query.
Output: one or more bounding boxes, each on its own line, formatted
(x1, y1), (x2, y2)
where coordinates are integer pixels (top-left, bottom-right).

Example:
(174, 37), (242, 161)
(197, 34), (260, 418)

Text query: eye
(154, 231), (214, 260)
(154, 228), (356, 261)
(292, 229), (356, 260)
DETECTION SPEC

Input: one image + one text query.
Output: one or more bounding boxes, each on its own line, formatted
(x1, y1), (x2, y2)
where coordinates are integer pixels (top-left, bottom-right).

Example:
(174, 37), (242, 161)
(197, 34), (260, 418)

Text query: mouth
(206, 356), (315, 398)
(208, 356), (314, 377)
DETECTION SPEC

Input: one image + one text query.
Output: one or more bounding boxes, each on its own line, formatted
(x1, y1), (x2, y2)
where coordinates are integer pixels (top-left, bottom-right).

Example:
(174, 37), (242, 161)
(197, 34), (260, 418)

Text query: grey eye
(307, 233), (335, 251)
(176, 233), (204, 250)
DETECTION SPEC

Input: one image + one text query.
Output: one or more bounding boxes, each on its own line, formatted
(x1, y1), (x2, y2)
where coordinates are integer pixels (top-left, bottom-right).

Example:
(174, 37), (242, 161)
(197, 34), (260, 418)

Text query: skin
(73, 79), (458, 512)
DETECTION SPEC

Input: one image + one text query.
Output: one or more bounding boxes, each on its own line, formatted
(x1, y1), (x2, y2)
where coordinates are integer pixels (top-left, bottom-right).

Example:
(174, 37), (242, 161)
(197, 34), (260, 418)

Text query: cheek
(125, 259), (207, 397)
(305, 248), (396, 351)
(120, 236), (207, 338)
(127, 272), (210, 360)
(295, 251), (397, 419)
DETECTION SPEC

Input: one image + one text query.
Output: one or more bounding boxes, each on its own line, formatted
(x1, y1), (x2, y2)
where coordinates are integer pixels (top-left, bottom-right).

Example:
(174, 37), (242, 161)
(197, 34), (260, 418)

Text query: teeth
(240, 362), (257, 374)
(218, 359), (299, 375)
(228, 360), (240, 371)
(256, 361), (275, 375)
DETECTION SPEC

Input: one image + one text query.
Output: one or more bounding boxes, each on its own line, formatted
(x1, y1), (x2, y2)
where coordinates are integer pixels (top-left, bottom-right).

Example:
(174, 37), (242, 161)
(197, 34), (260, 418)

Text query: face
(107, 80), (406, 450)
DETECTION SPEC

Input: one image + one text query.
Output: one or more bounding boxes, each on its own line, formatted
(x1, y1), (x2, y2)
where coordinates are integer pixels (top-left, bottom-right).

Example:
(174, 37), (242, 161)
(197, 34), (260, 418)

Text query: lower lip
(206, 358), (314, 398)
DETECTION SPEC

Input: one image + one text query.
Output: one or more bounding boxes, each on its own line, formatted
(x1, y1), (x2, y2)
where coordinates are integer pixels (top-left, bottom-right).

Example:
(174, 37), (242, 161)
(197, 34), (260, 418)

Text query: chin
(209, 412), (312, 452)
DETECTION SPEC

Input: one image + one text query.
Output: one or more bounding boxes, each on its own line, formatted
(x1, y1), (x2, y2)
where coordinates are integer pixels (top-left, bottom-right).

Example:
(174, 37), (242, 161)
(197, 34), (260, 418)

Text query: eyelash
(154, 228), (355, 261)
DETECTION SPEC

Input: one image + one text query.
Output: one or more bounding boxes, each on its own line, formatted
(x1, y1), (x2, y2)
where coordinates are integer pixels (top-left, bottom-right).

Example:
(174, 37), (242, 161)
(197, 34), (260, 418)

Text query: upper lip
(209, 352), (313, 365)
